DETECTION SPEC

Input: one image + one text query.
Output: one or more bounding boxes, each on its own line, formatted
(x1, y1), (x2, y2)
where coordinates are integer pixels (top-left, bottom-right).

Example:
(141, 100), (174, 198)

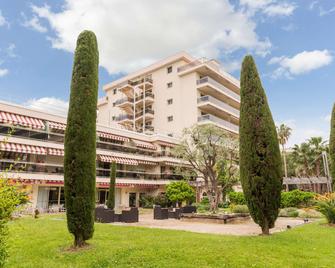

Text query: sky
(0, 0), (334, 147)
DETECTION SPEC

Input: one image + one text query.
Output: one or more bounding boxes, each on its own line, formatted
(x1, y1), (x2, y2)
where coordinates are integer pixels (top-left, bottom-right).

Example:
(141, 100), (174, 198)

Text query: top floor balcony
(198, 114), (239, 135)
(177, 58), (240, 94)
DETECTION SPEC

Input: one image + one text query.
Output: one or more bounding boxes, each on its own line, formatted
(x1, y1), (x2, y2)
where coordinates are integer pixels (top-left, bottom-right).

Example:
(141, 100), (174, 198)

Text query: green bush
(281, 190), (316, 208)
(228, 192), (246, 205)
(231, 205), (249, 214)
(139, 194), (155, 208)
(279, 207), (299, 217)
(196, 197), (210, 212)
(154, 194), (169, 208)
(316, 194), (335, 224)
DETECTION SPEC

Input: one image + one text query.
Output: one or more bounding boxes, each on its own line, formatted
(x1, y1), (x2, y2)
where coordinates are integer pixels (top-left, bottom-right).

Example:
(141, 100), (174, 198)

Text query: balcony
(198, 114), (239, 134)
(135, 92), (154, 106)
(115, 114), (134, 126)
(177, 58), (240, 93)
(197, 76), (240, 107)
(197, 95), (239, 120)
(135, 109), (154, 122)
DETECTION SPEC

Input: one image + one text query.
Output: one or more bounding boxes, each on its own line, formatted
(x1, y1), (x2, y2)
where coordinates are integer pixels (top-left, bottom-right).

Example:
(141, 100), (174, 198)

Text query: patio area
(111, 212), (310, 236)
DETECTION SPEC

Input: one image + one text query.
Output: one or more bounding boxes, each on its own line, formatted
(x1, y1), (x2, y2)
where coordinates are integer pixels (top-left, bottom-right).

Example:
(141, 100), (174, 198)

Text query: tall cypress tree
(329, 103), (335, 188)
(106, 162), (116, 209)
(239, 55), (282, 235)
(64, 30), (99, 247)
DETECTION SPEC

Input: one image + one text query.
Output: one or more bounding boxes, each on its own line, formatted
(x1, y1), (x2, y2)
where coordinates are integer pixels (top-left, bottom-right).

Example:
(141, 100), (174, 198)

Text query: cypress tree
(64, 30), (99, 247)
(239, 55), (282, 235)
(329, 103), (335, 187)
(106, 162), (116, 209)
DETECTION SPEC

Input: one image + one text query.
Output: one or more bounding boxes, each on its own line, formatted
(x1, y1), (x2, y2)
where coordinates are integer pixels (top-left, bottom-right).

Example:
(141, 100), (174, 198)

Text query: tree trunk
(74, 233), (86, 248)
(261, 219), (270, 235)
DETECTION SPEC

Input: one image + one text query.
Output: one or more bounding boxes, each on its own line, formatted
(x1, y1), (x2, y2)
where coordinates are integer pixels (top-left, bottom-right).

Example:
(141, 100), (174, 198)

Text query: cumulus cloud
(21, 12), (48, 33)
(240, 0), (296, 16)
(269, 50), (333, 78)
(28, 0), (271, 74)
(24, 97), (68, 116)
(0, 10), (9, 27)
(0, 68), (9, 77)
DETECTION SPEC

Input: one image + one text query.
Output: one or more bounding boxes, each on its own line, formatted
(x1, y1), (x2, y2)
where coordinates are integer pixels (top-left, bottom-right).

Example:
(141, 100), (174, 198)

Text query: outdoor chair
(121, 207), (139, 223)
(95, 206), (115, 223)
(154, 205), (169, 220)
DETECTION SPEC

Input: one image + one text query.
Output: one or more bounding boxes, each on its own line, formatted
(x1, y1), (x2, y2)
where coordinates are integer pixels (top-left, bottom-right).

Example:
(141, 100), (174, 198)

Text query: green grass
(5, 214), (335, 268)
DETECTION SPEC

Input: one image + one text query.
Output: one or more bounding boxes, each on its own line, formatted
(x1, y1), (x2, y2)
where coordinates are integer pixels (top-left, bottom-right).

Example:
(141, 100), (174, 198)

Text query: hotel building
(0, 52), (241, 211)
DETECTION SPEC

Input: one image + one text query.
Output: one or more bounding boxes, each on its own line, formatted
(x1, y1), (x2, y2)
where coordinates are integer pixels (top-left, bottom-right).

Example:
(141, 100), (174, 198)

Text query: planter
(180, 213), (250, 224)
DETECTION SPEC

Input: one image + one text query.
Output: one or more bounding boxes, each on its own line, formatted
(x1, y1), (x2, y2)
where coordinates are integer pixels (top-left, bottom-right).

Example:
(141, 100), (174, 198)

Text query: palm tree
(277, 124), (292, 178)
(292, 142), (313, 177)
(308, 137), (327, 177)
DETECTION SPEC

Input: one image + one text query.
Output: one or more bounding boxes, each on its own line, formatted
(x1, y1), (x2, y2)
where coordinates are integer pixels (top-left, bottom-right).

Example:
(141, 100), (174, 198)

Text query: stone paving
(112, 213), (311, 236)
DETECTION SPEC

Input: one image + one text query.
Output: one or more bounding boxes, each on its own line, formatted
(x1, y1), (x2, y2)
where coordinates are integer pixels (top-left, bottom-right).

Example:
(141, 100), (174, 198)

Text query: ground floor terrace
(16, 180), (166, 212)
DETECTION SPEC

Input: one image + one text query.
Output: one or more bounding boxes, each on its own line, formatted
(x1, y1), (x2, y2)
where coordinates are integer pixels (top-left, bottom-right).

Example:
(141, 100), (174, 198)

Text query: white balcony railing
(197, 76), (240, 103)
(197, 96), (240, 118)
(198, 114), (239, 134)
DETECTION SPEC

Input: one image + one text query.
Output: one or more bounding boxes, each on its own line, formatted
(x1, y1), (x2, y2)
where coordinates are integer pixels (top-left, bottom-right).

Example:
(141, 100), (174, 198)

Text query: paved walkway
(112, 213), (310, 236)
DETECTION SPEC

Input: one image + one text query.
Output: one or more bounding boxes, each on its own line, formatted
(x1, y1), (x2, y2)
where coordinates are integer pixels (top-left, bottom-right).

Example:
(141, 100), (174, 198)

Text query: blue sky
(0, 0), (334, 146)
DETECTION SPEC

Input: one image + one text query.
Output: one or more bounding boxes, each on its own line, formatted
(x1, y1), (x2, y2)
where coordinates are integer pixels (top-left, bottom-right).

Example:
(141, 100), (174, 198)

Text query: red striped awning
(97, 131), (129, 142)
(137, 160), (157, 166)
(0, 111), (45, 129)
(133, 139), (157, 150)
(48, 148), (64, 156)
(157, 141), (176, 147)
(98, 155), (138, 165)
(0, 142), (47, 155)
(48, 121), (66, 131)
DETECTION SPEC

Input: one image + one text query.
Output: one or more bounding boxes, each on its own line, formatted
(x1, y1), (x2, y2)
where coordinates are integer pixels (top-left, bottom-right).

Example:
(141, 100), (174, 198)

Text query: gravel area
(112, 213), (312, 236)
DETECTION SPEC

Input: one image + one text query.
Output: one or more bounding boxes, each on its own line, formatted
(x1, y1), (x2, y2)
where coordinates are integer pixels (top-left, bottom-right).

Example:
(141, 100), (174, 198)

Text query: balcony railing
(115, 114), (134, 121)
(198, 114), (239, 134)
(0, 160), (184, 181)
(115, 97), (134, 106)
(197, 76), (240, 102)
(197, 95), (240, 118)
(135, 109), (154, 118)
(118, 77), (153, 89)
(135, 92), (154, 102)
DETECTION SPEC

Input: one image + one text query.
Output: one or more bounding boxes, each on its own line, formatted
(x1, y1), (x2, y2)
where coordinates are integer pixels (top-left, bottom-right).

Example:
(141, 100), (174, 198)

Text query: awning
(133, 139), (157, 150)
(48, 148), (64, 156)
(0, 111), (45, 129)
(98, 155), (138, 165)
(137, 160), (157, 165)
(157, 141), (176, 147)
(0, 142), (47, 155)
(48, 121), (66, 131)
(97, 131), (130, 142)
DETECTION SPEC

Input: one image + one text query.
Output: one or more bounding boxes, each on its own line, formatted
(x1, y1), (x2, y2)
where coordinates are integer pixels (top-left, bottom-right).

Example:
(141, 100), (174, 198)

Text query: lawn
(6, 214), (335, 268)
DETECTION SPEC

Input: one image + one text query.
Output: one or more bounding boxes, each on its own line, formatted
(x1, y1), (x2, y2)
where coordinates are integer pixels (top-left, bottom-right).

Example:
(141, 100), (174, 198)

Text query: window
(167, 99), (173, 105)
(168, 133), (173, 137)
(167, 82), (173, 88)
(167, 116), (173, 122)
(167, 66), (173, 73)
(113, 89), (117, 95)
(113, 102), (116, 107)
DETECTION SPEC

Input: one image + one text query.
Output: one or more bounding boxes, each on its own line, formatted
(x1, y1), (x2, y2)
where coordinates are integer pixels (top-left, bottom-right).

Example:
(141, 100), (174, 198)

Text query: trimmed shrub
(228, 192), (246, 205)
(280, 190), (316, 208)
(231, 205), (249, 214)
(239, 55), (282, 235)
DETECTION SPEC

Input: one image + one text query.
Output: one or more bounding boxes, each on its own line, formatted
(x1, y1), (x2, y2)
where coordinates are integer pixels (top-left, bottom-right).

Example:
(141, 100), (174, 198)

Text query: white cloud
(22, 12), (48, 33)
(269, 50), (333, 78)
(24, 97), (68, 116)
(0, 10), (9, 27)
(29, 0), (271, 74)
(240, 0), (296, 17)
(0, 68), (9, 77)
(6, 43), (17, 58)
(221, 59), (242, 73)
(319, 6), (335, 16)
